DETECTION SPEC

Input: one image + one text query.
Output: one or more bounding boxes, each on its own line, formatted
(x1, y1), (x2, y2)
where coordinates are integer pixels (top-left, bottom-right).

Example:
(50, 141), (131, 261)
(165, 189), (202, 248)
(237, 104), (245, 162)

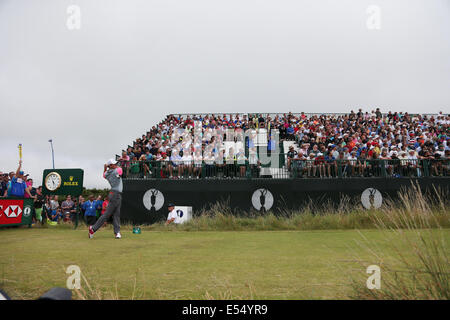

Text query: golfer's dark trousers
(92, 191), (121, 234)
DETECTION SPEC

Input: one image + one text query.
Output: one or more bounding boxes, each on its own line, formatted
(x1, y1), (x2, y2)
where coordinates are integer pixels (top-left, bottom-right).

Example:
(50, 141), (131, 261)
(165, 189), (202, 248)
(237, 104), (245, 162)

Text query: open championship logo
(23, 206), (32, 217)
(361, 188), (382, 209)
(143, 189), (165, 212)
(251, 188), (274, 211)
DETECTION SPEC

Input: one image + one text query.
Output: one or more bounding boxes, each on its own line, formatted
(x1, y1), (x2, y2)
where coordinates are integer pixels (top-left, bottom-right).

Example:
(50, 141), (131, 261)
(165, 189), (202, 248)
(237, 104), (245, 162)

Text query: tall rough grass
(132, 183), (449, 232)
(348, 182), (449, 299)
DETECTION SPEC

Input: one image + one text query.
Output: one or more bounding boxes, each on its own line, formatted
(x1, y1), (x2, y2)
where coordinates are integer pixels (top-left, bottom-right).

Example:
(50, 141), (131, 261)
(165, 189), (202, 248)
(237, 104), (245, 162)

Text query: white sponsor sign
(173, 206), (192, 224)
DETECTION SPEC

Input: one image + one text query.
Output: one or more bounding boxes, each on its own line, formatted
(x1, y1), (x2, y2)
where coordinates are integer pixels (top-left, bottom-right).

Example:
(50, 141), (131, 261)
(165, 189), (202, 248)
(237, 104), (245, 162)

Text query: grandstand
(116, 111), (449, 180)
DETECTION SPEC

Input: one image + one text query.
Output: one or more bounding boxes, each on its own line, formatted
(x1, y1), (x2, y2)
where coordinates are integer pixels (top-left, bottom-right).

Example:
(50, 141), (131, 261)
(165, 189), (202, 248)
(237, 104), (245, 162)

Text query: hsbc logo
(1, 205), (23, 218)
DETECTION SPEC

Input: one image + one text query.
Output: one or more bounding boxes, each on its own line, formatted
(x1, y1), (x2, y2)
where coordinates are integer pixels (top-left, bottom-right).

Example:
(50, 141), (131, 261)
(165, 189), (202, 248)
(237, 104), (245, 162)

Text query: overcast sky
(1, 0), (449, 188)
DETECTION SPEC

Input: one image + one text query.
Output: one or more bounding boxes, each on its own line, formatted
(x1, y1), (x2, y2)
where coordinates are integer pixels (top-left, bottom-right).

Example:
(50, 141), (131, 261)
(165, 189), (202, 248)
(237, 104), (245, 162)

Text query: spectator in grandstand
(224, 147), (236, 178)
(379, 149), (393, 176)
(407, 149), (420, 177)
(286, 146), (297, 171)
(236, 148), (247, 178)
(193, 149), (203, 179)
(324, 150), (337, 178)
(168, 149), (182, 179)
(116, 111), (449, 180)
(314, 152), (326, 178)
(306, 153), (316, 177)
(347, 151), (358, 177)
(118, 151), (130, 178)
(204, 150), (215, 178)
(181, 149), (193, 178)
(139, 153), (150, 178)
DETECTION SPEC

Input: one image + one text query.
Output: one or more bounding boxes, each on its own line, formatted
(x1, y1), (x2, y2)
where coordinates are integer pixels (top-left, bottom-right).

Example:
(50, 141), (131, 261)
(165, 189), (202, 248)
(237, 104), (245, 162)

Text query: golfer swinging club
(89, 158), (123, 239)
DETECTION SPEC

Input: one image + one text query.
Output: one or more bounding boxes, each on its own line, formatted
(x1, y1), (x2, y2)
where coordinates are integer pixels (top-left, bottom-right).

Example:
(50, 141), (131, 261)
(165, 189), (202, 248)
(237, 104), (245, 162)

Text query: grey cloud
(1, 0), (449, 187)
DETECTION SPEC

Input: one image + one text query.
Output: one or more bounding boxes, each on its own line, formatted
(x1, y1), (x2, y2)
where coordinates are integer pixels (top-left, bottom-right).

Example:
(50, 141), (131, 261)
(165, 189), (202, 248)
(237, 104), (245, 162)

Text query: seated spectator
(61, 195), (76, 223)
(236, 148), (247, 178)
(407, 149), (421, 177)
(324, 150), (337, 178)
(49, 195), (61, 222)
(287, 146), (297, 171)
(315, 152), (326, 178)
(118, 152), (130, 178)
(193, 149), (203, 179)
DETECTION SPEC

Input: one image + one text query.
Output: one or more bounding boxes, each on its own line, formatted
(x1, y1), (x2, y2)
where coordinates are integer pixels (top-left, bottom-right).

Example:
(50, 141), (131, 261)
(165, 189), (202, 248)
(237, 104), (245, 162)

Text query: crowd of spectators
(40, 194), (108, 225)
(1, 161), (109, 225)
(116, 110), (449, 179)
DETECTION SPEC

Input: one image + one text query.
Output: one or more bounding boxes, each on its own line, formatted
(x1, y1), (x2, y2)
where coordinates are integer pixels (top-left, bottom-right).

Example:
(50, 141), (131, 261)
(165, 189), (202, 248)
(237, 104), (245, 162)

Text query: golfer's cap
(106, 158), (118, 165)
(167, 203), (175, 207)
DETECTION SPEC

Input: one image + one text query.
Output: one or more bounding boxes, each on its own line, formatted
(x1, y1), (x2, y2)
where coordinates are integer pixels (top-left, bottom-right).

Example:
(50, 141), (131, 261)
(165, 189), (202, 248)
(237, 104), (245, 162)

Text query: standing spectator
(0, 173), (8, 197)
(24, 178), (34, 199)
(101, 196), (109, 215)
(82, 195), (98, 226)
(34, 186), (45, 224)
(100, 196), (109, 227)
(95, 195), (103, 219)
(9, 161), (35, 199)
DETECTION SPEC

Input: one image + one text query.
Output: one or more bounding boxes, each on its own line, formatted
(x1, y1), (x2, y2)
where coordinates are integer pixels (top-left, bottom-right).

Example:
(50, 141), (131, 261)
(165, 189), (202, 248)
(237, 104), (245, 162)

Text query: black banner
(120, 177), (449, 224)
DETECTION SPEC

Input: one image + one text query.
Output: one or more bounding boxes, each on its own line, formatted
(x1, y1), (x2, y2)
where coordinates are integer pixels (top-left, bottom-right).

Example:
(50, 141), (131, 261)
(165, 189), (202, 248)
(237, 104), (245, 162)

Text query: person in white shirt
(203, 151), (215, 178)
(347, 151), (358, 176)
(193, 149), (203, 178)
(181, 151), (193, 178)
(236, 148), (247, 177)
(166, 203), (181, 225)
(407, 149), (420, 177)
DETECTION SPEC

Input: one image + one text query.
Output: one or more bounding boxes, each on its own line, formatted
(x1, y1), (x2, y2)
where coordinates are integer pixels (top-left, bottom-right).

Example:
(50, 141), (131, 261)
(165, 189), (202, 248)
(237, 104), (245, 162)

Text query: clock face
(45, 172), (62, 191)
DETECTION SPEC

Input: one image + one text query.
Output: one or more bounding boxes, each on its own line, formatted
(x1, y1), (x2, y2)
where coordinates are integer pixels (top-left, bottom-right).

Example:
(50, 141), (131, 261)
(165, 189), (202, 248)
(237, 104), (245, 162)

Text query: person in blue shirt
(9, 161), (35, 199)
(324, 151), (337, 178)
(82, 195), (98, 226)
(94, 195), (103, 218)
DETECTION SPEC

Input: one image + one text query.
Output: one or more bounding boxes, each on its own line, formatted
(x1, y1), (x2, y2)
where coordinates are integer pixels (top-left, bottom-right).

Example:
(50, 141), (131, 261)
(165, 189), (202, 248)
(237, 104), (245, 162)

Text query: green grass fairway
(1, 226), (448, 299)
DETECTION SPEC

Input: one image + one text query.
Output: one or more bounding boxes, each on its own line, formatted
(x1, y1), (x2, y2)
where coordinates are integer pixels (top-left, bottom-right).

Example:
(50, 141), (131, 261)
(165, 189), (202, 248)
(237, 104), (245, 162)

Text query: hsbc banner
(0, 198), (33, 227)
